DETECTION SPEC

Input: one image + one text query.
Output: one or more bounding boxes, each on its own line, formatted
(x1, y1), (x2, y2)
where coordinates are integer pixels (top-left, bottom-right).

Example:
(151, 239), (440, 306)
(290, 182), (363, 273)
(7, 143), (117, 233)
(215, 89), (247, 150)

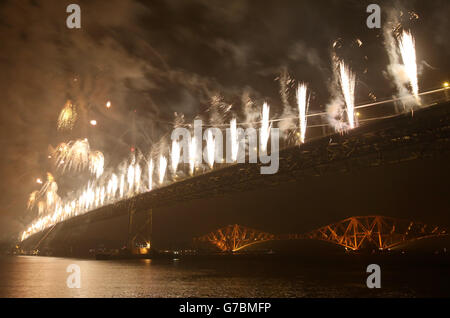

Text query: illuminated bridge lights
(194, 216), (448, 252)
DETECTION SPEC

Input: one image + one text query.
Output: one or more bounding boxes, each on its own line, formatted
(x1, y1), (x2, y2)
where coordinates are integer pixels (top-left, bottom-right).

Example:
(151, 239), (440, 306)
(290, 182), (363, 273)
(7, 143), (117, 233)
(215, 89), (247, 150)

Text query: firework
(89, 151), (104, 178)
(134, 164), (141, 192)
(398, 31), (420, 102)
(56, 139), (90, 173)
(260, 102), (271, 152)
(27, 191), (38, 210)
(95, 187), (100, 207)
(339, 61), (356, 129)
(100, 187), (105, 205)
(111, 174), (118, 197)
(296, 84), (310, 143)
(57, 100), (78, 131)
(148, 159), (154, 190)
(119, 174), (125, 198)
(127, 163), (135, 193)
(107, 173), (118, 199)
(37, 201), (45, 215)
(159, 155), (167, 184)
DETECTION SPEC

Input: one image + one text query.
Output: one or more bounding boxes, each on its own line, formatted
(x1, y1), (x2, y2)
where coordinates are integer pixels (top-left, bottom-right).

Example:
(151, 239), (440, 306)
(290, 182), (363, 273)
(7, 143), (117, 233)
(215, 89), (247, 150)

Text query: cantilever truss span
(194, 224), (277, 252)
(304, 216), (447, 250)
(194, 216), (448, 252)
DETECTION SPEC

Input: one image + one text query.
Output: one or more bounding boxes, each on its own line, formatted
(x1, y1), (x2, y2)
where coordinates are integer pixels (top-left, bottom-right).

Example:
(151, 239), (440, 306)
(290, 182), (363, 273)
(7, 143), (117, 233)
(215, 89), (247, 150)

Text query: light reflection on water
(0, 255), (448, 297)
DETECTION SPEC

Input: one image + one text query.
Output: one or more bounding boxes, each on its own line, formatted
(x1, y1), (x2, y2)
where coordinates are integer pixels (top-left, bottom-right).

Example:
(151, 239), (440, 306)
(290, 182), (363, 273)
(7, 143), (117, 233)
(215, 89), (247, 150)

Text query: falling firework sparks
(27, 191), (38, 210)
(148, 159), (154, 190)
(296, 84), (310, 143)
(206, 130), (215, 169)
(339, 61), (356, 129)
(57, 100), (77, 131)
(100, 187), (105, 205)
(38, 201), (44, 215)
(134, 164), (141, 193)
(127, 163), (135, 193)
(55, 139), (90, 173)
(260, 102), (271, 152)
(111, 174), (118, 199)
(398, 31), (420, 102)
(159, 155), (167, 184)
(119, 174), (125, 198)
(230, 118), (238, 162)
(106, 180), (113, 199)
(89, 151), (104, 178)
(171, 140), (181, 173)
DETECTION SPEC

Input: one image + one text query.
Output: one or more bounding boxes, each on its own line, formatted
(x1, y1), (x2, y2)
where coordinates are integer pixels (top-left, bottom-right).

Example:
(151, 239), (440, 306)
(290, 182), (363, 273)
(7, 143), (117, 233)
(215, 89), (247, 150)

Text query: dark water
(0, 255), (449, 297)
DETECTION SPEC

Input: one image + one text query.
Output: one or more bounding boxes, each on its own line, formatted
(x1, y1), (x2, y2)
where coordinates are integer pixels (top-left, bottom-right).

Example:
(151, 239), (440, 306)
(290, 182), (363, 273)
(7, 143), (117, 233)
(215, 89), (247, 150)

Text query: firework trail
(260, 102), (271, 152)
(119, 174), (125, 198)
(27, 191), (38, 210)
(127, 163), (135, 193)
(338, 61), (356, 129)
(148, 159), (154, 190)
(89, 151), (104, 178)
(398, 31), (420, 102)
(159, 155), (167, 184)
(107, 174), (117, 200)
(134, 164), (141, 193)
(100, 186), (105, 205)
(111, 173), (118, 198)
(37, 201), (45, 215)
(296, 83), (310, 143)
(57, 100), (78, 131)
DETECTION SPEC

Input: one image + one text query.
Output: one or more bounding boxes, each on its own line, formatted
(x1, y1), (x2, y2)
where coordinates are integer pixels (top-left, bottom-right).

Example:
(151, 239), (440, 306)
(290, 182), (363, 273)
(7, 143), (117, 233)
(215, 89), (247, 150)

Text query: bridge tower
(127, 199), (152, 255)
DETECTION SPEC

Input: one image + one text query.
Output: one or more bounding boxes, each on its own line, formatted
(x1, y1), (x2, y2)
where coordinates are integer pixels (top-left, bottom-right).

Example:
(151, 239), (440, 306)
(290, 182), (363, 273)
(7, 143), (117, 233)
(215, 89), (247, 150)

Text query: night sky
(0, 0), (449, 243)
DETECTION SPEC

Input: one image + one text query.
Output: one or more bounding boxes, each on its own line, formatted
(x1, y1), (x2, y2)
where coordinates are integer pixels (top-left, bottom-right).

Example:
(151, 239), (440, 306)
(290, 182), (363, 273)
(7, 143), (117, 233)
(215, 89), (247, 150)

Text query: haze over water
(0, 256), (448, 297)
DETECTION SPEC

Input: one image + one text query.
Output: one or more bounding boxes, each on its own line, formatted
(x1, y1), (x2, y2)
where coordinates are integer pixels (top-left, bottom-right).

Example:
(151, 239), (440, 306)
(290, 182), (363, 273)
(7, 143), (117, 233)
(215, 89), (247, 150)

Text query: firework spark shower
(18, 15), (432, 242)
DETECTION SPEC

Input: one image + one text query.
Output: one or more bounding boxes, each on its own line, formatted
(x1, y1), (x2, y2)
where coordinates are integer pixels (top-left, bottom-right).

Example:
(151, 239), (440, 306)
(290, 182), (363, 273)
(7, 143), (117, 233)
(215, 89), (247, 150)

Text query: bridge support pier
(127, 200), (152, 255)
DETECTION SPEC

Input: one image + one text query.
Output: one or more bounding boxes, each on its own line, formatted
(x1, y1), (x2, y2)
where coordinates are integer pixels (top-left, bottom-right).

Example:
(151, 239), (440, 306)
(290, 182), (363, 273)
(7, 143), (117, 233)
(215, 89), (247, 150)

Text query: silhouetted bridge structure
(56, 100), (450, 222)
(194, 216), (448, 252)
